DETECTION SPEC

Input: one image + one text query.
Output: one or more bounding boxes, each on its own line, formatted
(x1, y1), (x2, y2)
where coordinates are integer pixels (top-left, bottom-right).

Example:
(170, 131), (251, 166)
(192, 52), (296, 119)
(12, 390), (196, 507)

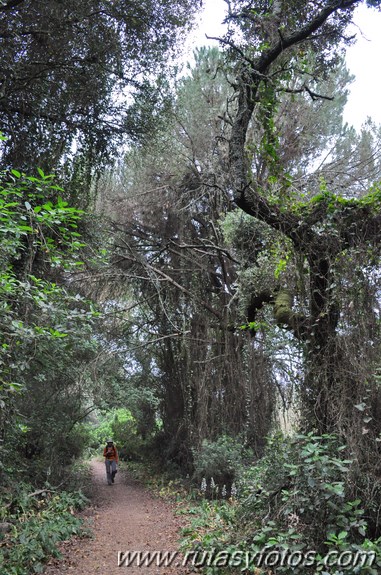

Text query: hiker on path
(103, 439), (119, 485)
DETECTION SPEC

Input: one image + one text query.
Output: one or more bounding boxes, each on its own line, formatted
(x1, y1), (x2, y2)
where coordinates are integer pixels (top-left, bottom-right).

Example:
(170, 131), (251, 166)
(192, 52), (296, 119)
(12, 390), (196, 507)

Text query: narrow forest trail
(43, 460), (192, 575)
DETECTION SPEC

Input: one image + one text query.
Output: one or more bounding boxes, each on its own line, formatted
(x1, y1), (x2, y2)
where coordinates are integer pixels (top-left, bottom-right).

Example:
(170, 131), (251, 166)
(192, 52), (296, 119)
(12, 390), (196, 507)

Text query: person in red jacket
(103, 439), (119, 485)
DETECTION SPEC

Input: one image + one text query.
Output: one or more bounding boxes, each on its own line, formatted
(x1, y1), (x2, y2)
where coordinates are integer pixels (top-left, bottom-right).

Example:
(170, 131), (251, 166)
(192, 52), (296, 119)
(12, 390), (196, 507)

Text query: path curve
(43, 460), (191, 575)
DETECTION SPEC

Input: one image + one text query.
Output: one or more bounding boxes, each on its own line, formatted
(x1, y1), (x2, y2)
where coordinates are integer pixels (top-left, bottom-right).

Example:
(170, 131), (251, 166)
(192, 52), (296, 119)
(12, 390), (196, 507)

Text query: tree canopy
(0, 0), (200, 174)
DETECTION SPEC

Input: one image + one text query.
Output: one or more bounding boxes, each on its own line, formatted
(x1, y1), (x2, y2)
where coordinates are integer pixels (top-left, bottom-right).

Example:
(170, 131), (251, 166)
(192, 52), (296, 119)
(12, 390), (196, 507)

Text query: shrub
(235, 432), (381, 574)
(0, 484), (89, 575)
(182, 433), (381, 574)
(86, 409), (145, 461)
(192, 435), (252, 498)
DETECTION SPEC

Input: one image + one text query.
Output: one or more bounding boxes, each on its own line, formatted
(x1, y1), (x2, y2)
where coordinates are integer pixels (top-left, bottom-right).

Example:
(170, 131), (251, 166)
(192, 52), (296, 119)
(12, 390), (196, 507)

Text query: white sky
(343, 3), (381, 129)
(184, 1), (381, 131)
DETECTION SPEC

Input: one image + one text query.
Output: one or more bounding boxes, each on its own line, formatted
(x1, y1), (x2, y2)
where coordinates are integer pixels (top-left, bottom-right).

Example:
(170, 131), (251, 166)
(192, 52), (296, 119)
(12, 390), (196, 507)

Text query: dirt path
(43, 460), (192, 575)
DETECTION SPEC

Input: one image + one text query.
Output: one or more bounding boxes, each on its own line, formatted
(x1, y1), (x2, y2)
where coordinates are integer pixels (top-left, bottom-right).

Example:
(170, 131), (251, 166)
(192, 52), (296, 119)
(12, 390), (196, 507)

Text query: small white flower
(231, 482), (237, 497)
(222, 485), (227, 498)
(210, 477), (216, 490)
(201, 477), (207, 492)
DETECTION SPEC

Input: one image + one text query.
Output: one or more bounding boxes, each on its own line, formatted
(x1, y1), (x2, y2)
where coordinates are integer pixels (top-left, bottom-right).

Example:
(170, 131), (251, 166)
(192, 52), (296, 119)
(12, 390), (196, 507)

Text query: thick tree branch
(234, 185), (319, 250)
(229, 0), (359, 191)
(273, 289), (310, 340)
(246, 289), (274, 336)
(281, 84), (335, 101)
(256, 1), (358, 75)
(245, 289), (310, 340)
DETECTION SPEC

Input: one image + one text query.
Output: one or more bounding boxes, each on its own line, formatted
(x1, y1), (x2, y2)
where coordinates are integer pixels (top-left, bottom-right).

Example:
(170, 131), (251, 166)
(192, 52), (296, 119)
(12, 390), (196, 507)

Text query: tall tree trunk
(303, 255), (340, 432)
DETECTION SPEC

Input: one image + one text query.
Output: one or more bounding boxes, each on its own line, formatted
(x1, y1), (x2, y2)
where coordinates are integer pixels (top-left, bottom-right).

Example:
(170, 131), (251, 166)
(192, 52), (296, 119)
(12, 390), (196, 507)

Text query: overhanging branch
(273, 289), (310, 340)
(234, 184), (318, 249)
(229, 0), (359, 192)
(281, 84), (334, 101)
(256, 0), (358, 75)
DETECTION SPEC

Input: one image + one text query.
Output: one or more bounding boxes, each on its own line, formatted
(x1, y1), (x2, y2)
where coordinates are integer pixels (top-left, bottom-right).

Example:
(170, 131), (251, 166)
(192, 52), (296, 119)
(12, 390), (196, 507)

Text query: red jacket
(103, 444), (118, 462)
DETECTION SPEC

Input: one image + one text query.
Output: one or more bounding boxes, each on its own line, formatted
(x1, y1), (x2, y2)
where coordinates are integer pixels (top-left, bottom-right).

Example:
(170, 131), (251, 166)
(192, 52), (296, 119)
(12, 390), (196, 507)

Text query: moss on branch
(274, 289), (294, 325)
(273, 289), (309, 340)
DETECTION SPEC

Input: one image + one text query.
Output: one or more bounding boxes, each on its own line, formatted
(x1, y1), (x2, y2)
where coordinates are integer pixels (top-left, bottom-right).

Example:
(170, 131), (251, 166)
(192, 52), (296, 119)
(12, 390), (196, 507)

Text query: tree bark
(227, 0), (369, 433)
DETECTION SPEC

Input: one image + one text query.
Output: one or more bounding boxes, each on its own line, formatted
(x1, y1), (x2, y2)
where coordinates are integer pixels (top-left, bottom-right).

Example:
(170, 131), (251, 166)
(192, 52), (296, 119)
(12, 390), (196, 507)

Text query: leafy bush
(86, 408), (145, 461)
(235, 432), (381, 574)
(192, 435), (252, 497)
(0, 484), (89, 575)
(110, 408), (144, 460)
(181, 498), (238, 555)
(85, 412), (115, 449)
(181, 433), (381, 574)
(241, 434), (360, 541)
(0, 163), (106, 486)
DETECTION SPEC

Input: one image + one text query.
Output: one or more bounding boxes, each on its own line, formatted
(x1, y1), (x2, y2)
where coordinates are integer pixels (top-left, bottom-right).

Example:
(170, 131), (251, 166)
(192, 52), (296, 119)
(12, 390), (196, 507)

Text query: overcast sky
(184, 1), (381, 131)
(343, 3), (381, 129)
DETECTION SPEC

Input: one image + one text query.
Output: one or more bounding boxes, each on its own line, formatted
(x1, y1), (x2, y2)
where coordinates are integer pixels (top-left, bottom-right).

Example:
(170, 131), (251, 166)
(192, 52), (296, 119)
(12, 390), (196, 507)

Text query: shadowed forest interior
(2, 1), (381, 574)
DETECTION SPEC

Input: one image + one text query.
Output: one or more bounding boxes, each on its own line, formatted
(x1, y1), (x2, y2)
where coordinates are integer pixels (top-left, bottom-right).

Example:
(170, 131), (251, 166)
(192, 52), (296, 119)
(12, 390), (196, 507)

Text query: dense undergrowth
(136, 432), (381, 575)
(0, 482), (90, 575)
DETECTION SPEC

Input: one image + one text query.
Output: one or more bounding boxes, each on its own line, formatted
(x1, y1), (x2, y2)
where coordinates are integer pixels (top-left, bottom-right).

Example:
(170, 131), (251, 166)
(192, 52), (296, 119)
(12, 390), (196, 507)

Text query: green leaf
(8, 382), (24, 391)
(18, 225), (34, 232)
(49, 328), (68, 338)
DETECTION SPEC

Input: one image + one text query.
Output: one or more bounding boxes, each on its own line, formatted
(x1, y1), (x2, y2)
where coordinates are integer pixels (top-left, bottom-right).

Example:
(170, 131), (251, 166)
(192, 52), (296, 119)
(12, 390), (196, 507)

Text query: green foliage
(0, 167), (85, 268)
(0, 166), (86, 404)
(192, 435), (252, 497)
(110, 409), (144, 461)
(0, 485), (89, 575)
(242, 434), (359, 537)
(181, 498), (237, 563)
(239, 320), (268, 333)
(178, 434), (381, 574)
(0, 0), (201, 174)
(85, 413), (115, 449)
(86, 408), (149, 461)
(0, 165), (113, 486)
(289, 180), (381, 218)
(235, 433), (381, 574)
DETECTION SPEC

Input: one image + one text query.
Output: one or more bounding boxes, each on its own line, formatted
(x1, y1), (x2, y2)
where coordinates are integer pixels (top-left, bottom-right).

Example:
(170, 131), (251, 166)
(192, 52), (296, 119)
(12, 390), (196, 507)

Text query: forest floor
(43, 459), (193, 575)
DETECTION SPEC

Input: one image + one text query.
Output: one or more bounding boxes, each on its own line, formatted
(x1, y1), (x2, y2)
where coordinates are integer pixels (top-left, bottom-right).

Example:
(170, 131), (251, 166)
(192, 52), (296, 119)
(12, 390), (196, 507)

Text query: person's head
(106, 438), (114, 446)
